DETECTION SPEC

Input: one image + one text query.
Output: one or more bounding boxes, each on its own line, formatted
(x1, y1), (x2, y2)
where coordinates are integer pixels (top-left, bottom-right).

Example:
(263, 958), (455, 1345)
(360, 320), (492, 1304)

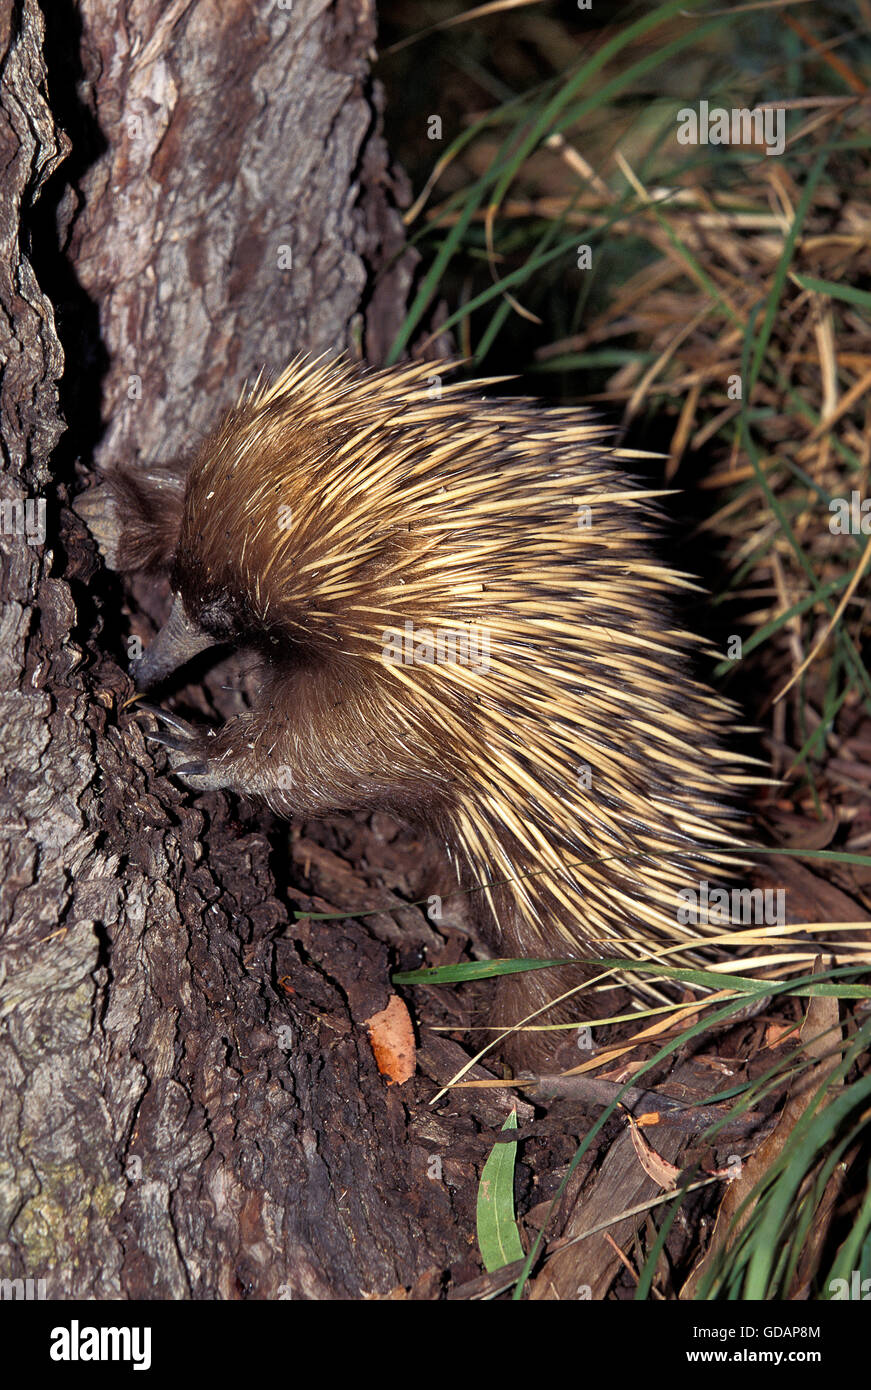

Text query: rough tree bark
(0, 0), (474, 1300)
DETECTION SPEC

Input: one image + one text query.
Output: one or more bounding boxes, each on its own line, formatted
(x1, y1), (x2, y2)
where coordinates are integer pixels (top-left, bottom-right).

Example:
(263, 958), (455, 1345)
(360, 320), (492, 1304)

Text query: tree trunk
(0, 0), (471, 1300)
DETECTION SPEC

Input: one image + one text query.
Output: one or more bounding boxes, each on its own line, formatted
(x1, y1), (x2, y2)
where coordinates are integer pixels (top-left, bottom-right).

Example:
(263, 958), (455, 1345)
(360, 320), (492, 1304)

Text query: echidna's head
(130, 356), (434, 689)
(130, 398), (314, 688)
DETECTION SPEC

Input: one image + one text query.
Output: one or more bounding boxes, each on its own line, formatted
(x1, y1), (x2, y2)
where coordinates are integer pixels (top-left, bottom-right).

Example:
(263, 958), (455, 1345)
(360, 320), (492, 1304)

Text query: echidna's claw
(142, 730), (193, 753)
(135, 703), (198, 737)
(174, 761), (230, 792)
(133, 702), (228, 791)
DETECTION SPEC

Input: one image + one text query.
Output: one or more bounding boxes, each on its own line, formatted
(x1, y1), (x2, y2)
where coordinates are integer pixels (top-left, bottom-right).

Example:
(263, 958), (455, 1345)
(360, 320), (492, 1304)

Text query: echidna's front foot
(135, 703), (230, 791)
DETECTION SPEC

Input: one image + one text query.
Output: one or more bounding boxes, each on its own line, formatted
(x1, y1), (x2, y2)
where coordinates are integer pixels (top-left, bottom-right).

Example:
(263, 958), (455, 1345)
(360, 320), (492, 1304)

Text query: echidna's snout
(131, 592), (216, 688)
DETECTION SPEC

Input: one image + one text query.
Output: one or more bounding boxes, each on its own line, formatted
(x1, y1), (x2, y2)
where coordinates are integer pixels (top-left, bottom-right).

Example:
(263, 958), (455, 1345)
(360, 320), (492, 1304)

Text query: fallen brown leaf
(366, 995), (416, 1085)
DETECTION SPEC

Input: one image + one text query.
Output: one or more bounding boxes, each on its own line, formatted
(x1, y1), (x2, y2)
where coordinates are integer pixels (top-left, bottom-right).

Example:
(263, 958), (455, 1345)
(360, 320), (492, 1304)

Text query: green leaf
(477, 1111), (525, 1273)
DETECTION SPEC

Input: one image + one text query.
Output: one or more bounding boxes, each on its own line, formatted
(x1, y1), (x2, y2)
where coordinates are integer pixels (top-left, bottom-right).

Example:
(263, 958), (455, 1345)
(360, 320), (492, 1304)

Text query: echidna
(77, 355), (748, 1061)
